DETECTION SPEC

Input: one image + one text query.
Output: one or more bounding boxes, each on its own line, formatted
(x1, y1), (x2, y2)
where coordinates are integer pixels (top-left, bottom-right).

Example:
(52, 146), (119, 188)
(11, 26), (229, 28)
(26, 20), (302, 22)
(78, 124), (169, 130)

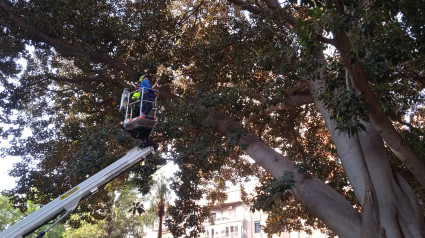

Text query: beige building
(144, 189), (327, 238)
(201, 189), (327, 238)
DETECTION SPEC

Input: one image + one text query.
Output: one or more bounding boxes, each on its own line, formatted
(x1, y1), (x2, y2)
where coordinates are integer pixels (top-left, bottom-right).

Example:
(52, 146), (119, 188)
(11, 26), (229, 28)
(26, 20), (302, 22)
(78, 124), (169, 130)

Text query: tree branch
(262, 0), (280, 9)
(336, 0), (345, 15)
(290, 111), (308, 164)
(177, 0), (205, 25)
(313, 33), (337, 46)
(0, 0), (136, 85)
(228, 0), (298, 28)
(244, 90), (313, 125)
(46, 74), (105, 84)
(227, 0), (263, 14)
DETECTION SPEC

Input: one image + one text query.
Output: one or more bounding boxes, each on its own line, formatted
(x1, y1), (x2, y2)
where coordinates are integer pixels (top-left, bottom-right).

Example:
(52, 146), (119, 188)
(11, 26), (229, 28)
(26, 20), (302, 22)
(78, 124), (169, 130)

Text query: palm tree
(155, 179), (168, 238)
(140, 175), (171, 238)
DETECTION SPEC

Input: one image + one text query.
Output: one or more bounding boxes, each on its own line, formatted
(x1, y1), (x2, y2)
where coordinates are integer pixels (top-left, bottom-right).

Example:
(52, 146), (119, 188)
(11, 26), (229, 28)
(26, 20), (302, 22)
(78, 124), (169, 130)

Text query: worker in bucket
(126, 74), (158, 149)
(132, 74), (156, 117)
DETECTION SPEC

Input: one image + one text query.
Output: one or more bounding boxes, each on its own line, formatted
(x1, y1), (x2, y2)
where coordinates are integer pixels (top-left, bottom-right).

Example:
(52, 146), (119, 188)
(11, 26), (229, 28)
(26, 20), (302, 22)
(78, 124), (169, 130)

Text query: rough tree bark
(333, 30), (425, 189)
(309, 9), (424, 237)
(228, 1), (425, 237)
(157, 198), (164, 238)
(206, 108), (363, 238)
(309, 55), (425, 237)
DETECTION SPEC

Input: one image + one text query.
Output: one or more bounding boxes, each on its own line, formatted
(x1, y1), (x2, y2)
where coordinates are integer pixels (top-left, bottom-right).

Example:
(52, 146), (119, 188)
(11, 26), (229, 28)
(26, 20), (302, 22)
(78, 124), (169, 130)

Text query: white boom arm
(0, 146), (155, 238)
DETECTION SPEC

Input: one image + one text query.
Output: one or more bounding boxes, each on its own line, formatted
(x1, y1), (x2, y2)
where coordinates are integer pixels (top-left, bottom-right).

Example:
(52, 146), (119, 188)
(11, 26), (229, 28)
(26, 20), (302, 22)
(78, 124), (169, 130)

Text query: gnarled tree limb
(244, 90), (313, 125)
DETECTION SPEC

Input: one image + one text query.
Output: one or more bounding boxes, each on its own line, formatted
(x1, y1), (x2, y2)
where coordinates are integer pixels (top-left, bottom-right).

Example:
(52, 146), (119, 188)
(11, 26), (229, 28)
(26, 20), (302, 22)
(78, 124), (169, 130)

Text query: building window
(254, 221), (261, 233)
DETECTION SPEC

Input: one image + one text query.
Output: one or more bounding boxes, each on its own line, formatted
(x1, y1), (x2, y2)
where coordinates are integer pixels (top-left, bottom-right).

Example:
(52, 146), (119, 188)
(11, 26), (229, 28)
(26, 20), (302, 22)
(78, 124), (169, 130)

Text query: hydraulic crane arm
(0, 146), (155, 238)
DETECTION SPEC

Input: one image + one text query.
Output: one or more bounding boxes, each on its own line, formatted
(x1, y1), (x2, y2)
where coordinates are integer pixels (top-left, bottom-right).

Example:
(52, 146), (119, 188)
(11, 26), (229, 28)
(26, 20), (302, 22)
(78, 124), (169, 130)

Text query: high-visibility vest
(131, 91), (141, 100)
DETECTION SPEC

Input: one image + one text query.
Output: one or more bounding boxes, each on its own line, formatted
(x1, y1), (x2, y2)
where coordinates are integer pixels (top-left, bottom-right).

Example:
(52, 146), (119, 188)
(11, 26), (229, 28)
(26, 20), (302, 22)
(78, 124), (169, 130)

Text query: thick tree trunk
(207, 109), (362, 238)
(308, 50), (382, 237)
(309, 78), (381, 238)
(359, 122), (425, 237)
(309, 49), (425, 237)
(333, 31), (425, 189)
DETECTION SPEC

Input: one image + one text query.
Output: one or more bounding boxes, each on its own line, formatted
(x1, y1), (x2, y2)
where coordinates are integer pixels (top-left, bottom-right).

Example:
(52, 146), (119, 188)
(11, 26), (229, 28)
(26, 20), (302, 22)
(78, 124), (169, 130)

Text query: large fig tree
(0, 0), (424, 237)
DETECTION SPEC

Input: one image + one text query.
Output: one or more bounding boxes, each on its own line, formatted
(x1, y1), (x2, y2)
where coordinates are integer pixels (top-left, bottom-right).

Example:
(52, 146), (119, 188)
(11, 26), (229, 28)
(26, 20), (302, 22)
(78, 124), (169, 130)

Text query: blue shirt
(140, 79), (155, 98)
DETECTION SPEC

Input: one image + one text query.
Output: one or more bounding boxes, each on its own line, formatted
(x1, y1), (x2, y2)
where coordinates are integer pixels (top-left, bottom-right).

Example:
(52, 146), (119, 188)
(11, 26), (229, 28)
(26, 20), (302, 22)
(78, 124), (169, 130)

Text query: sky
(0, 126), (21, 192)
(0, 118), (30, 193)
(0, 155), (20, 192)
(0, 128), (25, 192)
(0, 102), (20, 192)
(0, 53), (29, 193)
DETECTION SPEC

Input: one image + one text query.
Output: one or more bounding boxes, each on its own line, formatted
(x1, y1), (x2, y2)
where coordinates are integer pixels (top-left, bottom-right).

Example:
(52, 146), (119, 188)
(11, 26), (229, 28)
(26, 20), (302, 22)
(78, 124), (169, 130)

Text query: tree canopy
(1, 0), (424, 237)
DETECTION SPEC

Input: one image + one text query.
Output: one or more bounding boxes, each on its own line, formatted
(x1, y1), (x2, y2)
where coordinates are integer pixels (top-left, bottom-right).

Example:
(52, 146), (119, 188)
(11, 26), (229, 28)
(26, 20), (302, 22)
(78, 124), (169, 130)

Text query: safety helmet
(139, 74), (148, 82)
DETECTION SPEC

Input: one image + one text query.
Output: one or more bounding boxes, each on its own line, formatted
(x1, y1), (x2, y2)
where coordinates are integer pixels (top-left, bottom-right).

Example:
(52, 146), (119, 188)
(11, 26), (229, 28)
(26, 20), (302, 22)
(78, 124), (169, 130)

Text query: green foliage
(251, 172), (295, 212)
(0, 195), (66, 237)
(63, 221), (102, 238)
(134, 174), (172, 238)
(0, 0), (175, 224)
(64, 184), (150, 238)
(399, 110), (425, 161)
(0, 195), (25, 232)
(321, 88), (369, 137)
(317, 56), (370, 137)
